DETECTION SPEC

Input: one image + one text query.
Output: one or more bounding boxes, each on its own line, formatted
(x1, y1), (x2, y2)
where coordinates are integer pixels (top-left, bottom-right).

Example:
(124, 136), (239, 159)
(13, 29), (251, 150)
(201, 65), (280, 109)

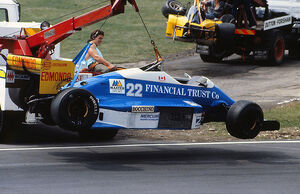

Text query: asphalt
(0, 141), (300, 194)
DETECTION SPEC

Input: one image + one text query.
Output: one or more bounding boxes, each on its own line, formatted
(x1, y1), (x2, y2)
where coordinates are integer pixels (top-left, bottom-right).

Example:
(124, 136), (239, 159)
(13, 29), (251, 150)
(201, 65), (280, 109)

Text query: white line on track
(1, 140), (300, 152)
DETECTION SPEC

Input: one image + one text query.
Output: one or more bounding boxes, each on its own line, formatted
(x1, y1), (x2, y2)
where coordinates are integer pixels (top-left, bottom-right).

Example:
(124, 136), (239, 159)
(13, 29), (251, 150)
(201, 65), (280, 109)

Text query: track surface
(0, 141), (300, 194)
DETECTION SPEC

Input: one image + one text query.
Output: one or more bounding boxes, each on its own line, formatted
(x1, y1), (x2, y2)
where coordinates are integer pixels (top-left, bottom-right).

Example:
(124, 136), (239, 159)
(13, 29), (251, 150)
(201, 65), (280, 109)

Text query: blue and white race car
(50, 60), (280, 140)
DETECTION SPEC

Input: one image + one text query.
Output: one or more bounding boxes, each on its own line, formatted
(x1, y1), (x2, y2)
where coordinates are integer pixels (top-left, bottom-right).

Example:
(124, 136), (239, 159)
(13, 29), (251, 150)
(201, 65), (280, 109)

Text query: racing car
(48, 59), (279, 140)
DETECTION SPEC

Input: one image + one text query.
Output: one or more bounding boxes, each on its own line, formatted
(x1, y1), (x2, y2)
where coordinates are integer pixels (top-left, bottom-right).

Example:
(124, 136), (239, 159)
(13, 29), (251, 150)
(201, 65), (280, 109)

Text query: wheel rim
(250, 120), (257, 130)
(169, 2), (182, 11)
(274, 38), (284, 61)
(67, 95), (89, 121)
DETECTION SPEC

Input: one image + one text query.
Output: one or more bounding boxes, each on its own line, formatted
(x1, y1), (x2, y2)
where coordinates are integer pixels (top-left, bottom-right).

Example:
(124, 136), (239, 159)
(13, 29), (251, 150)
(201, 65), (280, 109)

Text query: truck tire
(226, 100), (263, 139)
(200, 44), (231, 62)
(267, 30), (285, 65)
(162, 0), (187, 18)
(50, 88), (99, 131)
(78, 129), (119, 141)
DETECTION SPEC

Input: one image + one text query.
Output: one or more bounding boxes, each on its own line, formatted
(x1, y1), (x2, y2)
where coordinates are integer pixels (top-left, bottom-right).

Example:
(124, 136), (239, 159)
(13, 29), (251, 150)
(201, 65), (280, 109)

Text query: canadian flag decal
(158, 76), (166, 81)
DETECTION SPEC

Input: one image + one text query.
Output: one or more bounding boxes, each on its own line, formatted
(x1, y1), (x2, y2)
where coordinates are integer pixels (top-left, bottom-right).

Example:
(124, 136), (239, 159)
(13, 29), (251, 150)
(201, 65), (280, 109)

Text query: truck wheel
(200, 44), (231, 63)
(78, 129), (119, 141)
(8, 79), (38, 111)
(226, 100), (263, 139)
(267, 30), (285, 65)
(51, 88), (99, 131)
(200, 54), (223, 63)
(162, 0), (187, 18)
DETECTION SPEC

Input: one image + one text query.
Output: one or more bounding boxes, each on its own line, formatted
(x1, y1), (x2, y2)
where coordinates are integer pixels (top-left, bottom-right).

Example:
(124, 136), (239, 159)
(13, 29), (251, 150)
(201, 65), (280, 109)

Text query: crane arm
(25, 0), (139, 58)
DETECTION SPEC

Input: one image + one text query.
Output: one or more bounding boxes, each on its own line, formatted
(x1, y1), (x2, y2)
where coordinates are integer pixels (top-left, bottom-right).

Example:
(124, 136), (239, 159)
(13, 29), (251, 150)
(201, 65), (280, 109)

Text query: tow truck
(0, 0), (140, 141)
(163, 0), (300, 65)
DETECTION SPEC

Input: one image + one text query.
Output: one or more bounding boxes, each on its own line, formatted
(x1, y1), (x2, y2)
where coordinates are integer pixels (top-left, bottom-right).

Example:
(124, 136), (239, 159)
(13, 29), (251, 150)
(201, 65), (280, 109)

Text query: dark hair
(87, 29), (104, 43)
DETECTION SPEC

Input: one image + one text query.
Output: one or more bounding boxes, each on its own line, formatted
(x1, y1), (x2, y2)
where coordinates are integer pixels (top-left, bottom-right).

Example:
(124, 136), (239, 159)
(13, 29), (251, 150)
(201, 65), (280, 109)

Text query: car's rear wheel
(162, 0), (187, 18)
(51, 88), (99, 131)
(226, 100), (263, 139)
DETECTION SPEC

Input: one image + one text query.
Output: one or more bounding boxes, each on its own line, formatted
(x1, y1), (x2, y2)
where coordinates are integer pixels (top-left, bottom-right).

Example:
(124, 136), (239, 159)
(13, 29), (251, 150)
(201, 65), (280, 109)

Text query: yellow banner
(7, 54), (43, 74)
(39, 59), (74, 94)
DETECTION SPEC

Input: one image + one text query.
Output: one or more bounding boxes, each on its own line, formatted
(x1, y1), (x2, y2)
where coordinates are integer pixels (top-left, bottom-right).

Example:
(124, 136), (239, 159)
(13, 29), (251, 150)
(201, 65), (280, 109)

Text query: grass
(18, 0), (194, 63)
(264, 102), (300, 129)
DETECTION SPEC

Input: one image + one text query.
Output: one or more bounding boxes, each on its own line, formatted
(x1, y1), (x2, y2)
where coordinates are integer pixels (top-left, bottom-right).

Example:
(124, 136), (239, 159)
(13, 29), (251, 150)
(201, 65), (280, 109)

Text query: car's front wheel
(51, 88), (99, 131)
(226, 100), (263, 139)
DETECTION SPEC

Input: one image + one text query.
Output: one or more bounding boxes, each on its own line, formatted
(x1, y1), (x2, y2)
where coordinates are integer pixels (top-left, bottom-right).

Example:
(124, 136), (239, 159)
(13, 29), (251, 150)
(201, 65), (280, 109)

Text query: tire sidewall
(226, 100), (263, 139)
(162, 0), (187, 18)
(268, 30), (285, 65)
(51, 88), (99, 131)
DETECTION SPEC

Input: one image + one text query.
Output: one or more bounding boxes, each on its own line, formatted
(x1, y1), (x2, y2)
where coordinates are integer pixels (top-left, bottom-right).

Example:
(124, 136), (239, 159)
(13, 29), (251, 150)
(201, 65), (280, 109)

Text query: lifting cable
(47, 0), (109, 23)
(136, 12), (163, 62)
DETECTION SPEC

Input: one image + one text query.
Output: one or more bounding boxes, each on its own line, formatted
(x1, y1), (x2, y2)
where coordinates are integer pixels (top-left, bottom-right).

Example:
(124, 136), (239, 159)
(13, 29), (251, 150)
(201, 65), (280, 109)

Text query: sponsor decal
(76, 74), (92, 82)
(0, 69), (5, 79)
(126, 83), (143, 97)
(6, 70), (15, 83)
(109, 79), (125, 94)
(39, 60), (74, 94)
(264, 15), (292, 31)
(40, 72), (72, 82)
(140, 114), (159, 121)
(145, 84), (220, 99)
(42, 60), (52, 70)
(15, 74), (30, 81)
(132, 106), (154, 113)
(44, 29), (55, 39)
(195, 115), (201, 128)
(158, 76), (166, 81)
(7, 55), (42, 73)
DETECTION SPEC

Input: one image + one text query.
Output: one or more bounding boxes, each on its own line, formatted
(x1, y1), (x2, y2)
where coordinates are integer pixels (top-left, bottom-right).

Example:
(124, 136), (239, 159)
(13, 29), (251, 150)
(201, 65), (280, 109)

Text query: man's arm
(88, 44), (116, 70)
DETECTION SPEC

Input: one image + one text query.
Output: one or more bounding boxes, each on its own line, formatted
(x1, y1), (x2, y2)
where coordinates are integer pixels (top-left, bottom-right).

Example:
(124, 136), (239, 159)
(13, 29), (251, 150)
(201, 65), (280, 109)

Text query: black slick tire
(50, 88), (99, 131)
(162, 0), (187, 18)
(226, 100), (263, 139)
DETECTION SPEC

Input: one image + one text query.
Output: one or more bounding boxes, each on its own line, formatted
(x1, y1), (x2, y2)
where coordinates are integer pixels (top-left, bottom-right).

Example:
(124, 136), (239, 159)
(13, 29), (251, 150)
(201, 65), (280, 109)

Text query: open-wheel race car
(49, 59), (280, 140)
(0, 0), (280, 141)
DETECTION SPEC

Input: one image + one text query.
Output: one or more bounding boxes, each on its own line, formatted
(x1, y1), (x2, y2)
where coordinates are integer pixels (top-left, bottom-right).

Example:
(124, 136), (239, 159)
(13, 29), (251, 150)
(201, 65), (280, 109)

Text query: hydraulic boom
(0, 0), (139, 59)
